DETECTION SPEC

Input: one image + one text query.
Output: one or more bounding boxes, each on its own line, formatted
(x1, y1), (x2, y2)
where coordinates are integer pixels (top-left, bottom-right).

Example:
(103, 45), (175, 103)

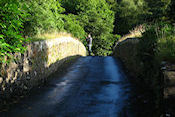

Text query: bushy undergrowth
(138, 23), (175, 65)
(137, 22), (175, 116)
(158, 38), (175, 63)
(156, 24), (175, 63)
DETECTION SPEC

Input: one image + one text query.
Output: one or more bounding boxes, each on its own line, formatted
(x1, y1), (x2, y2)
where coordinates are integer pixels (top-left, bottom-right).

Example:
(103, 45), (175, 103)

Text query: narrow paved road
(1, 56), (133, 117)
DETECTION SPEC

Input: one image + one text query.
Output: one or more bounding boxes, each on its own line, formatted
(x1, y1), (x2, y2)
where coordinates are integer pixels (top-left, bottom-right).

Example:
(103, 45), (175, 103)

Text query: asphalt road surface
(1, 56), (134, 117)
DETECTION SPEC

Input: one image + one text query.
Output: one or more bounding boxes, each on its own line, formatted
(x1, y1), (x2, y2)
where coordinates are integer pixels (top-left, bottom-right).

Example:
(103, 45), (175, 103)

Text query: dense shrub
(157, 38), (175, 63)
(0, 0), (28, 63)
(137, 27), (163, 116)
(114, 0), (174, 35)
(137, 23), (175, 116)
(168, 0), (175, 22)
(115, 0), (149, 34)
(23, 0), (65, 36)
(62, 0), (116, 55)
(63, 14), (86, 42)
(156, 23), (175, 63)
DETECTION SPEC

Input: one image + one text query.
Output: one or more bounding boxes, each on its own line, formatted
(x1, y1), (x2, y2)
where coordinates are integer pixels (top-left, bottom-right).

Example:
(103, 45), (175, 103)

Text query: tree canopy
(114, 0), (174, 34)
(0, 0), (175, 61)
(61, 0), (116, 55)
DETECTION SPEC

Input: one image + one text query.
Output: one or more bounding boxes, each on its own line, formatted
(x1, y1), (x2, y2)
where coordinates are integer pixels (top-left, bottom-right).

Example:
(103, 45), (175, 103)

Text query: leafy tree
(23, 0), (65, 36)
(144, 0), (171, 21)
(105, 0), (118, 11)
(115, 0), (149, 34)
(114, 0), (173, 34)
(63, 14), (86, 41)
(62, 0), (116, 55)
(0, 0), (28, 63)
(168, 0), (175, 22)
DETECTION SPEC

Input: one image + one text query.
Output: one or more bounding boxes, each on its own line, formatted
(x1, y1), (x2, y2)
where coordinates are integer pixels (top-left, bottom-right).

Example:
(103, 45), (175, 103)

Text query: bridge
(0, 56), (137, 117)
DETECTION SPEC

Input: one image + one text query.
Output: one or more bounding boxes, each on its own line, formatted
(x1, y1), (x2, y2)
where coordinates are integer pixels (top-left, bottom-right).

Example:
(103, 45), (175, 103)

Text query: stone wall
(0, 36), (86, 101)
(113, 38), (164, 116)
(163, 64), (175, 97)
(113, 38), (141, 77)
(163, 64), (175, 115)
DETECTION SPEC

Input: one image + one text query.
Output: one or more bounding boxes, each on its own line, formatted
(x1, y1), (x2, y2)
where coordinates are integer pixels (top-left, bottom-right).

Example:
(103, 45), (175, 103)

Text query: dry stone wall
(0, 36), (86, 101)
(113, 38), (141, 77)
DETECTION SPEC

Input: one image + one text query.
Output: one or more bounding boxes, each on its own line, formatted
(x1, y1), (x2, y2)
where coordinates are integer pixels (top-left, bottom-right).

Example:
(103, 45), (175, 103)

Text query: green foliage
(137, 23), (175, 115)
(23, 0), (65, 36)
(0, 0), (117, 60)
(168, 0), (175, 23)
(137, 25), (163, 116)
(138, 27), (158, 60)
(63, 14), (86, 41)
(0, 0), (28, 63)
(144, 0), (171, 21)
(105, 0), (118, 10)
(114, 0), (174, 34)
(115, 0), (149, 34)
(155, 23), (175, 63)
(137, 26), (160, 90)
(138, 23), (175, 84)
(62, 0), (116, 56)
(1, 0), (174, 59)
(157, 37), (175, 62)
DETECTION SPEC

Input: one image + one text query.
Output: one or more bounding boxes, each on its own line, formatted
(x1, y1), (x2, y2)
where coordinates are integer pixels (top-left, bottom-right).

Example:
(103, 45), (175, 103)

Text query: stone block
(0, 35), (86, 101)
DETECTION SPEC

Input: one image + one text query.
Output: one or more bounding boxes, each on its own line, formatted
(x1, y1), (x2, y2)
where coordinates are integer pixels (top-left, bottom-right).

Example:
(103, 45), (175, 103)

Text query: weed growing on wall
(137, 22), (175, 116)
